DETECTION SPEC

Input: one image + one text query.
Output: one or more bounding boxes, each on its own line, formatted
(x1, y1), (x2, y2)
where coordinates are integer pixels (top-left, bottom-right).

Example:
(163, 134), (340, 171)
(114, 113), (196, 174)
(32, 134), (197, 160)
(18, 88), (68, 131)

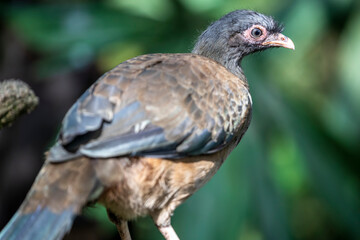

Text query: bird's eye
(251, 28), (263, 38)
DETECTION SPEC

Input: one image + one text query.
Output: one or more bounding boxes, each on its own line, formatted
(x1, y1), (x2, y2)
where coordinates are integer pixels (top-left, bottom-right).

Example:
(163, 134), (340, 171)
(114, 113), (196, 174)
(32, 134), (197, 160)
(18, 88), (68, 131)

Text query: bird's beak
(262, 33), (295, 50)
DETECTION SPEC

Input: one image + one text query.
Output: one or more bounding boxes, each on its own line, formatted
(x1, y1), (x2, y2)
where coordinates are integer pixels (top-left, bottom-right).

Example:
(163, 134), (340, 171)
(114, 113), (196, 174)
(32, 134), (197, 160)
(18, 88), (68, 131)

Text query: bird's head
(192, 10), (294, 76)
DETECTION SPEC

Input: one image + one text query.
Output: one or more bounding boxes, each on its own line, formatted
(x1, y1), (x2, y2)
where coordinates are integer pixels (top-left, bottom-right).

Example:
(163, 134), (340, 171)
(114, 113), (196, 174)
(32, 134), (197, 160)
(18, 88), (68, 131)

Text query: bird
(0, 9), (294, 240)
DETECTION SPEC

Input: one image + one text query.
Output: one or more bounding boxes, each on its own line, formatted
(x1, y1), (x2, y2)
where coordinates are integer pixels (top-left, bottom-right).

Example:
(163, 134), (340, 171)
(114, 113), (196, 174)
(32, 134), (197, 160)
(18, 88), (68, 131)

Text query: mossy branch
(0, 79), (39, 129)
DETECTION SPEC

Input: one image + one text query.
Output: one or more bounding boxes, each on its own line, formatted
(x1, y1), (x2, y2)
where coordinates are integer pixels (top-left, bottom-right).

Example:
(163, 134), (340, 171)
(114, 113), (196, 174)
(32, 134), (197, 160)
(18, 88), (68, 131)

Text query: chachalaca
(0, 9), (294, 240)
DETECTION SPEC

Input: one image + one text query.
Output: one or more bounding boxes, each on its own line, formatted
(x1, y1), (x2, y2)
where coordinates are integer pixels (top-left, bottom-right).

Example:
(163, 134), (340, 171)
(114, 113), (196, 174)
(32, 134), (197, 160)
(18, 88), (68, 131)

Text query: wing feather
(48, 54), (251, 162)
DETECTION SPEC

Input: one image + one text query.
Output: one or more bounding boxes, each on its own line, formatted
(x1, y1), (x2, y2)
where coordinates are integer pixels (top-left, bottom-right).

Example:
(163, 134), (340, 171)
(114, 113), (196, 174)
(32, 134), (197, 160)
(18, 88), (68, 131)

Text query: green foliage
(2, 0), (360, 239)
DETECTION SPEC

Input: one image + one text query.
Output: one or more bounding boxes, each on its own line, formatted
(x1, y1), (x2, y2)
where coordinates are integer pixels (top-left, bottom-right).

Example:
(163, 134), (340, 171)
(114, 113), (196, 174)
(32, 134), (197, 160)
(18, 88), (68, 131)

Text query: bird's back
(49, 53), (252, 163)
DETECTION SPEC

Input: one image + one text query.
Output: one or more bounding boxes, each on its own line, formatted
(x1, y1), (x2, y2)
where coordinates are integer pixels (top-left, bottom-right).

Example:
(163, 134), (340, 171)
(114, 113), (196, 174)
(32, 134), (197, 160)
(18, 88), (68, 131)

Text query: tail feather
(0, 157), (100, 240)
(0, 207), (75, 240)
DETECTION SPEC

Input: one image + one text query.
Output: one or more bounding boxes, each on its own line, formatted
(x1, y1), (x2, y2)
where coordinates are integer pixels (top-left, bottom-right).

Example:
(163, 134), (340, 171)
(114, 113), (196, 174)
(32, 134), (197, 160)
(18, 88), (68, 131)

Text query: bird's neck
(225, 57), (246, 80)
(192, 47), (247, 86)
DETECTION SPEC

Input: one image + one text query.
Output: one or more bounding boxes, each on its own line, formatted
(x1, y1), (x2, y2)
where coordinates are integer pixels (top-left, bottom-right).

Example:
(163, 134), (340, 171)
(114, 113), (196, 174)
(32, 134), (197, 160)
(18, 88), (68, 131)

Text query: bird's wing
(48, 54), (252, 162)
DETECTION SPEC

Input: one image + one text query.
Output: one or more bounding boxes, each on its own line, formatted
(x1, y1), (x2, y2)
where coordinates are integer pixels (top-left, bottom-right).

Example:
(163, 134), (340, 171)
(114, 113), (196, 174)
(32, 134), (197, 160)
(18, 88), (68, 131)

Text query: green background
(0, 0), (359, 240)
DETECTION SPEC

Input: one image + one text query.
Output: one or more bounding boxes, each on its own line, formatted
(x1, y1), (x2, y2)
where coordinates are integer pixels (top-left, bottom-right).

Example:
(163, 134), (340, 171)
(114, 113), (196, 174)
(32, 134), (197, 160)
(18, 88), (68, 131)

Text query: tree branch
(0, 79), (39, 129)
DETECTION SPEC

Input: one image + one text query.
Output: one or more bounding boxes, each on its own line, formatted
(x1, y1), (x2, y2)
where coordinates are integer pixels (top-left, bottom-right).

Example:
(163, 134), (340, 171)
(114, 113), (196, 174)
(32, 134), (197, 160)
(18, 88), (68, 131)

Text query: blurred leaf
(284, 0), (327, 52)
(84, 204), (116, 233)
(339, 11), (360, 117)
(5, 4), (159, 76)
(266, 0), (328, 103)
(269, 134), (307, 195)
(320, 94), (360, 149)
(243, 127), (291, 240)
(97, 42), (144, 72)
(179, 0), (223, 13)
(252, 74), (360, 239)
(238, 223), (263, 240)
(216, 0), (287, 17)
(107, 0), (175, 20)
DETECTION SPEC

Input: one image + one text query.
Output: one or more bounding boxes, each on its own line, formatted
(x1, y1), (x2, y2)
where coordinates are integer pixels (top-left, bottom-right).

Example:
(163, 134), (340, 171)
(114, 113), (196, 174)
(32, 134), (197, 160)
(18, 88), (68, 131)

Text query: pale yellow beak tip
(262, 33), (295, 50)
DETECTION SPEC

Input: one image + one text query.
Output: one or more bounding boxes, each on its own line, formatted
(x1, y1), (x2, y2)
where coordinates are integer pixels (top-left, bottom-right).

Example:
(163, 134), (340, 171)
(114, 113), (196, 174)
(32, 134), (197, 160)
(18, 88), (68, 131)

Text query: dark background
(1, 0), (360, 239)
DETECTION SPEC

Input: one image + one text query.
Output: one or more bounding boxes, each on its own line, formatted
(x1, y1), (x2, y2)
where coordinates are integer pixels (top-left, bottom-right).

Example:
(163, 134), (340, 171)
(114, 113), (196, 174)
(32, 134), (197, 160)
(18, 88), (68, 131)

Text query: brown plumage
(0, 10), (294, 240)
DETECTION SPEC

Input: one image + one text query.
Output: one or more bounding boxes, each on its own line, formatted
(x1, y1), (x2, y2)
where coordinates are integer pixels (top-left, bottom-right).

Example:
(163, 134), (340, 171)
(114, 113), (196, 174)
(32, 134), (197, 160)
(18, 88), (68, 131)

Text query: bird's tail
(0, 157), (100, 240)
(0, 206), (75, 240)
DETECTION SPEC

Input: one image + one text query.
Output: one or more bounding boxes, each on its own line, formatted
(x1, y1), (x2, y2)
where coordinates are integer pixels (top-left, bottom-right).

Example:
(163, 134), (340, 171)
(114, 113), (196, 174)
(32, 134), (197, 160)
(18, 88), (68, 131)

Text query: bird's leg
(157, 225), (180, 240)
(152, 208), (180, 240)
(115, 220), (131, 240)
(107, 210), (132, 240)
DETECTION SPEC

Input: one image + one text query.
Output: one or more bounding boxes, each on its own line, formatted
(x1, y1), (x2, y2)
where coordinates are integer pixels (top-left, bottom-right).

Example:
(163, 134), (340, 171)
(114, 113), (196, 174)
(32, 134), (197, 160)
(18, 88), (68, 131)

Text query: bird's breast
(93, 149), (229, 220)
